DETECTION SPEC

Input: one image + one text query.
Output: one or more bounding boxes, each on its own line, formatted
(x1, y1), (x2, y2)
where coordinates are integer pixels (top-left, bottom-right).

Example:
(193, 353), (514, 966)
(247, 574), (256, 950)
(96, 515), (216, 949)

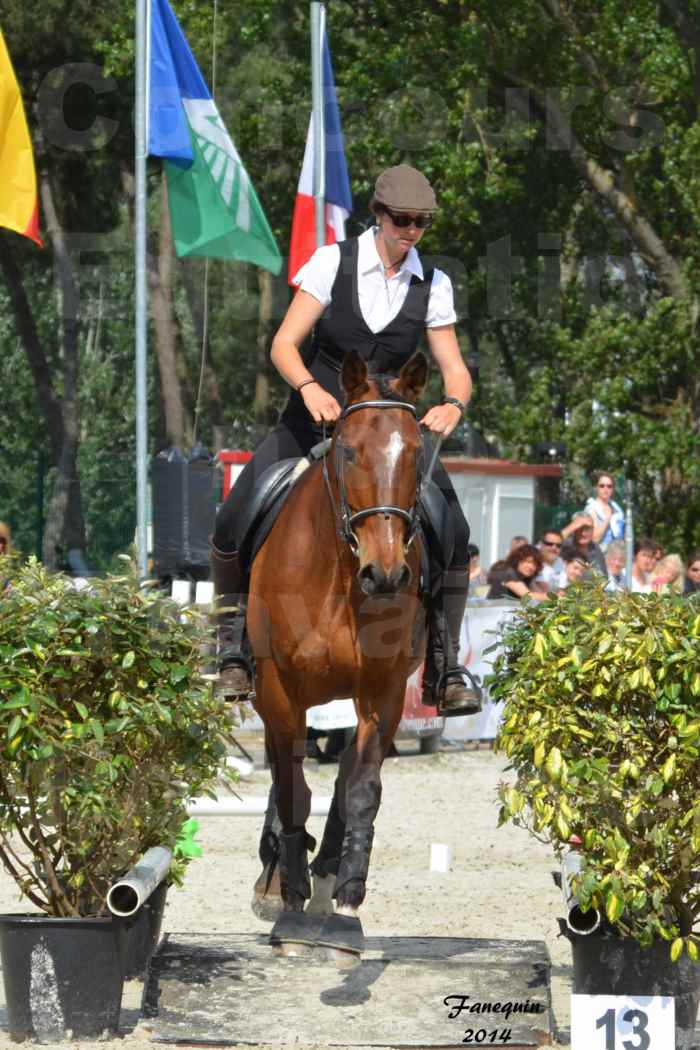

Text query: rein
(322, 398), (423, 557)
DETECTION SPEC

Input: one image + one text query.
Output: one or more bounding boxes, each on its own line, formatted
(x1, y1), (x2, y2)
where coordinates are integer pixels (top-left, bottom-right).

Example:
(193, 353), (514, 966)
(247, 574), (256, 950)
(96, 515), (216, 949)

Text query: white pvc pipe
(187, 796), (332, 817)
(561, 852), (602, 935)
(107, 846), (172, 918)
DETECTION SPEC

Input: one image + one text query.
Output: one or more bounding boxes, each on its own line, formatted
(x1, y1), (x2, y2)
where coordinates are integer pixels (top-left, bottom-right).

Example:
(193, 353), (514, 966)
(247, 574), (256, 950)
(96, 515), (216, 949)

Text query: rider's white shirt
(293, 226), (457, 333)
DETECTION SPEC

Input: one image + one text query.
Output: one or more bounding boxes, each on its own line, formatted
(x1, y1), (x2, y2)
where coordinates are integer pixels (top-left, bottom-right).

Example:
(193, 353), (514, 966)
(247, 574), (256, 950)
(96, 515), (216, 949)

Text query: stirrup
(432, 666), (482, 717)
(216, 651), (254, 699)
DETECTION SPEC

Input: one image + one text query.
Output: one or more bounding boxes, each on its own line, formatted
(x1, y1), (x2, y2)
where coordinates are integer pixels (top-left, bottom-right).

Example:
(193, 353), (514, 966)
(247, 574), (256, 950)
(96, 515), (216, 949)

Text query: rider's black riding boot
(210, 543), (253, 698)
(422, 566), (482, 717)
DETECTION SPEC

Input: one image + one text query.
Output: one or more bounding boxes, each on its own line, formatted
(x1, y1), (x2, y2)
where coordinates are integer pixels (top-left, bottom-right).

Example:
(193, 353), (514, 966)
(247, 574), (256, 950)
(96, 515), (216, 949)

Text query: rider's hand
(419, 403), (462, 437)
(301, 383), (342, 424)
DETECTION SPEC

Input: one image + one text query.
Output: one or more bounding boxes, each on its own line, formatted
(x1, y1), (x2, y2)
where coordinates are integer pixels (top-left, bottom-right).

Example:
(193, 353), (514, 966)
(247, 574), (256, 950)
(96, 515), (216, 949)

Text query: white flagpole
(310, 2), (326, 250)
(135, 0), (149, 578)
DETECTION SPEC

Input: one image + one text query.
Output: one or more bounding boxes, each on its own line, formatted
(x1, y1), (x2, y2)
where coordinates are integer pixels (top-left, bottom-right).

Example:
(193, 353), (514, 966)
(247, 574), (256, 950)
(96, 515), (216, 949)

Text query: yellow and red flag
(0, 28), (42, 246)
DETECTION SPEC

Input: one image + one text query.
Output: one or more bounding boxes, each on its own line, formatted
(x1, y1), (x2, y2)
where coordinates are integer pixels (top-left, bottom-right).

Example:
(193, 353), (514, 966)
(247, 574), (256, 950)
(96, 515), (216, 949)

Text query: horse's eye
(343, 446), (357, 463)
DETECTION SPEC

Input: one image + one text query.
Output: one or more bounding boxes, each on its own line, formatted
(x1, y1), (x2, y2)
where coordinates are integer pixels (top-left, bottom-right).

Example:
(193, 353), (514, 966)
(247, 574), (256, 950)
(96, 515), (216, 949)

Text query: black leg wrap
(259, 785), (282, 866)
(334, 826), (375, 900)
(310, 789), (345, 879)
(278, 830), (317, 902)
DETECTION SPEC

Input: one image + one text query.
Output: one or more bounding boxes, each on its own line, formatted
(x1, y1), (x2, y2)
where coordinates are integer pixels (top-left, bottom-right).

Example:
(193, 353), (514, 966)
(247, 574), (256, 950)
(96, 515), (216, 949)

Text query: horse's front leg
(255, 671), (314, 914)
(333, 684), (405, 916)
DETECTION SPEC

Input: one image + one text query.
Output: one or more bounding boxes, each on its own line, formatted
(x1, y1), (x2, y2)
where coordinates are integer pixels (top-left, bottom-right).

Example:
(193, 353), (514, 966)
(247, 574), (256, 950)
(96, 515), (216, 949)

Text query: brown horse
(246, 349), (429, 952)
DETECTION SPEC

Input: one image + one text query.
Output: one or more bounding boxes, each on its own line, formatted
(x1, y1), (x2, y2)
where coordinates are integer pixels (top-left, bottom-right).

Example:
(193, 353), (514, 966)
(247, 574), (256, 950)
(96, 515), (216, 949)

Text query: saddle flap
(235, 458), (301, 571)
(418, 479), (455, 571)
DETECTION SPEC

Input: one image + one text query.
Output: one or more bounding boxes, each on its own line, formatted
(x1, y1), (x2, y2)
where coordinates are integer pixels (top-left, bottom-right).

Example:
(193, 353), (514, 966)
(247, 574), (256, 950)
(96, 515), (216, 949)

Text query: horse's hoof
(306, 873), (336, 917)
(251, 892), (284, 923)
(252, 862), (283, 922)
(272, 941), (315, 958)
(318, 945), (362, 967)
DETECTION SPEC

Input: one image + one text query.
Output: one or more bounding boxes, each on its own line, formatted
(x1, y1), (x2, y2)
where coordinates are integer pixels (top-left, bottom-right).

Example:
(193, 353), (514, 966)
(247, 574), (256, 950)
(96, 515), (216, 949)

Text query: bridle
(322, 398), (424, 557)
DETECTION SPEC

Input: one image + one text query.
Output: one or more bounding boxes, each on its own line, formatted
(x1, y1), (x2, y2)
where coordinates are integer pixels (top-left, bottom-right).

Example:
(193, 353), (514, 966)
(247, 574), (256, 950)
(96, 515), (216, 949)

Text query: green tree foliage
(1, 0), (699, 563)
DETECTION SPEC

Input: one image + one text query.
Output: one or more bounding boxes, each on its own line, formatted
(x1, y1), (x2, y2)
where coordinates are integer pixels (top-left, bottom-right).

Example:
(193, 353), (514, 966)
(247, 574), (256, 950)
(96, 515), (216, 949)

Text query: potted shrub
(0, 558), (235, 1041)
(490, 583), (700, 1047)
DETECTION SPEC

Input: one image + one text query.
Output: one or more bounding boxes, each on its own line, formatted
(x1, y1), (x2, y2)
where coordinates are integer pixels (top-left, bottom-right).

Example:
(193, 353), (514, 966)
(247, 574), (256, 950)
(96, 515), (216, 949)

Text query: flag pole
(310, 2), (325, 249)
(135, 0), (149, 578)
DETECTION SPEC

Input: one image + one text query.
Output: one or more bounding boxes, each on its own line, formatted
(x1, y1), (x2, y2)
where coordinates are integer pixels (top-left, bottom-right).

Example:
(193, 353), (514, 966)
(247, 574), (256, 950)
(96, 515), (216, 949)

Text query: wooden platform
(141, 932), (554, 1046)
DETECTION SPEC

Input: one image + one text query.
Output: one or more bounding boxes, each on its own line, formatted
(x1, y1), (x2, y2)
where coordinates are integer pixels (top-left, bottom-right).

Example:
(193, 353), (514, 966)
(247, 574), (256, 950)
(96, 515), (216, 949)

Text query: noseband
(322, 399), (423, 557)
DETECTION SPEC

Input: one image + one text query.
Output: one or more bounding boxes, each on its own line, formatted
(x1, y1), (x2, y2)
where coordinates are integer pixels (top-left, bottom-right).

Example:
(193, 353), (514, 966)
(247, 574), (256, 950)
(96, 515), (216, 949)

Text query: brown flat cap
(369, 164), (437, 213)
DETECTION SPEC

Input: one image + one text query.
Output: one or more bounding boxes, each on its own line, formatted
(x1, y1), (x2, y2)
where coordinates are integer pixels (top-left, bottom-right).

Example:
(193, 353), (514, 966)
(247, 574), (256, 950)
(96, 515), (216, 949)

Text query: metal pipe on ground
(107, 846), (173, 918)
(561, 852), (602, 936)
(187, 796), (332, 817)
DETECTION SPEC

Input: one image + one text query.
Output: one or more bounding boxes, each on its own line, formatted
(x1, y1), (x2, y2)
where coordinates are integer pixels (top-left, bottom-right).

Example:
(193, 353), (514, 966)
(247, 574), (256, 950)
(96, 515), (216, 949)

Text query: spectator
(604, 540), (628, 592)
(684, 551), (700, 596)
(652, 554), (685, 595)
(556, 549), (588, 592)
(583, 472), (625, 552)
(467, 542), (489, 594)
(0, 521), (11, 594)
(561, 517), (607, 576)
(536, 529), (563, 591)
(0, 521), (11, 557)
(486, 544), (548, 602)
(508, 535), (529, 554)
(630, 538), (656, 593)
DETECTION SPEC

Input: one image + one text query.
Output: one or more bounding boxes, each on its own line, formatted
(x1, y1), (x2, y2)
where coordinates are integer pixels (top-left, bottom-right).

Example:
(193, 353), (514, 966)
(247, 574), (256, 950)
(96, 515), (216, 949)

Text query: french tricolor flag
(288, 26), (352, 286)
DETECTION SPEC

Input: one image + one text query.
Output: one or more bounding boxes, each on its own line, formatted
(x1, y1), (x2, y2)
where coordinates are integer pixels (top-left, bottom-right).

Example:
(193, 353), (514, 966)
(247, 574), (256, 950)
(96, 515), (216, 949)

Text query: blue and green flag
(148, 0), (282, 275)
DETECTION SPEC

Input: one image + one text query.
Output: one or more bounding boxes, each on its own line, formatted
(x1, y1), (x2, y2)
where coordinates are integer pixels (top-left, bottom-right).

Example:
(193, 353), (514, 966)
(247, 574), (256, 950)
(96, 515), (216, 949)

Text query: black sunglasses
(383, 207), (434, 230)
(542, 539), (561, 548)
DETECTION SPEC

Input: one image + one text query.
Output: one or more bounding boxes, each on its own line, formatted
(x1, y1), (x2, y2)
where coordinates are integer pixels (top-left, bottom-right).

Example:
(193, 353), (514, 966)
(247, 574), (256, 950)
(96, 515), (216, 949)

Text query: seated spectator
(556, 549), (588, 593)
(486, 544), (548, 602)
(630, 538), (656, 593)
(467, 542), (489, 594)
(583, 472), (625, 552)
(536, 529), (563, 591)
(684, 551), (700, 596)
(652, 554), (685, 595)
(561, 516), (607, 576)
(604, 540), (628, 592)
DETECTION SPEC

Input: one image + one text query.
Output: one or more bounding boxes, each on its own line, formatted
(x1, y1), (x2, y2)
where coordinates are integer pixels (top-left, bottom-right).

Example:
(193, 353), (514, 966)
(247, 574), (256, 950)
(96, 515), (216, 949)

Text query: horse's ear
(341, 350), (369, 400)
(395, 352), (428, 403)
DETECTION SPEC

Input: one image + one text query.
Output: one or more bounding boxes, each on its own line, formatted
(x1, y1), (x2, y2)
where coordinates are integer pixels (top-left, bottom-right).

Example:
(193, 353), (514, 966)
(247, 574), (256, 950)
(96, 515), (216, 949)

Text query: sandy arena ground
(0, 733), (571, 1050)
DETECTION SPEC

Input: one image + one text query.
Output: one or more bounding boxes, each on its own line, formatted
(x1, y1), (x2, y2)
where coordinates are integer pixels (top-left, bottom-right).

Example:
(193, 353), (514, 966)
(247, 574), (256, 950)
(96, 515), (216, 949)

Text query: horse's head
(332, 350), (428, 597)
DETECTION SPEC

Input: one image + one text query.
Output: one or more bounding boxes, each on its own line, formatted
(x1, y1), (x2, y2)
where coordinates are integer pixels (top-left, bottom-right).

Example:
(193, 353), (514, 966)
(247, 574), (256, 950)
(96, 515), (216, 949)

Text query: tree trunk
(179, 257), (227, 452)
(38, 170), (87, 569)
(254, 268), (275, 427)
(149, 173), (189, 449)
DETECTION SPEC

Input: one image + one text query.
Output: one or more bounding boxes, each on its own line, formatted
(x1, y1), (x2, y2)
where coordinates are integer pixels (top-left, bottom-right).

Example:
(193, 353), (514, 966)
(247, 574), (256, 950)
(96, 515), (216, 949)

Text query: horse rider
(210, 164), (479, 716)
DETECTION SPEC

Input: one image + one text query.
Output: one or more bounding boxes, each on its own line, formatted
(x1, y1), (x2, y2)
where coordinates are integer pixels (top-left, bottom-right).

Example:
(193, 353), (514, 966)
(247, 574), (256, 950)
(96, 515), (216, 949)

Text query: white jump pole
(187, 796), (332, 817)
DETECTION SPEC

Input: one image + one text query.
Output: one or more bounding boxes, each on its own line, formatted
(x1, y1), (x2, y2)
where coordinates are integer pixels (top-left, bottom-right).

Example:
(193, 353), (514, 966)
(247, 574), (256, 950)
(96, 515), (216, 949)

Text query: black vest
(282, 236), (434, 423)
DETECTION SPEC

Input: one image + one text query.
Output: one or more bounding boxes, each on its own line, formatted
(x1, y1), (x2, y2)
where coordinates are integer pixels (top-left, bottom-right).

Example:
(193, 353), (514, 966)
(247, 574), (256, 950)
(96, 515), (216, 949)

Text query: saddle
(233, 442), (454, 581)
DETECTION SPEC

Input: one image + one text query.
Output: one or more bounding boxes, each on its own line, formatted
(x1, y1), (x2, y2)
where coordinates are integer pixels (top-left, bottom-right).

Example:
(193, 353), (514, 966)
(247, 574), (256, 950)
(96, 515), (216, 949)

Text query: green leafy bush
(0, 558), (235, 917)
(491, 583), (700, 961)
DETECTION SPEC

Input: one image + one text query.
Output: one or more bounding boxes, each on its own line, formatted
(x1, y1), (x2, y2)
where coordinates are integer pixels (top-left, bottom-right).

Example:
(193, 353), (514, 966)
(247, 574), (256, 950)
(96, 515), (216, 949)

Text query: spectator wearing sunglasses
(211, 165), (480, 717)
(583, 471), (625, 552)
(536, 530), (563, 591)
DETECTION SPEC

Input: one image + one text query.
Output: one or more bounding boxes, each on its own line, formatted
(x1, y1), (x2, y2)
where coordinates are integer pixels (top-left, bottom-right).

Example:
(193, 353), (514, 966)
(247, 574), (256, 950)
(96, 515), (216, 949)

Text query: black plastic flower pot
(0, 913), (125, 1042)
(568, 926), (700, 1050)
(121, 881), (168, 980)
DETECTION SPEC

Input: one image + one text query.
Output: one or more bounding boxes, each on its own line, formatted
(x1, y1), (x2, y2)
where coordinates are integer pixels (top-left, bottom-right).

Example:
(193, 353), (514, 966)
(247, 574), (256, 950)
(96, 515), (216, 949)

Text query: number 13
(596, 1008), (651, 1050)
